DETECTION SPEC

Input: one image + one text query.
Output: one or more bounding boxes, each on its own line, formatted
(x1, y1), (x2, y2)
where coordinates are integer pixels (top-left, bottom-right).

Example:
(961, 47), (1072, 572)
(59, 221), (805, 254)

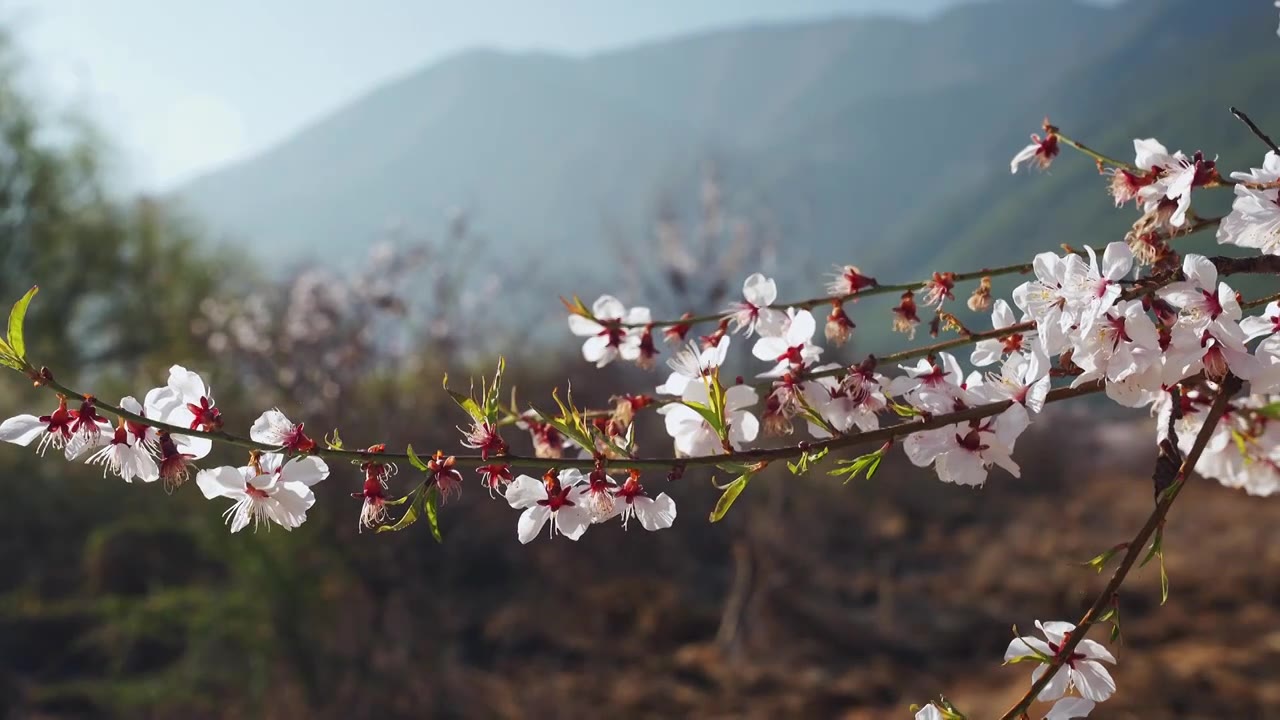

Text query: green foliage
(709, 467), (755, 522)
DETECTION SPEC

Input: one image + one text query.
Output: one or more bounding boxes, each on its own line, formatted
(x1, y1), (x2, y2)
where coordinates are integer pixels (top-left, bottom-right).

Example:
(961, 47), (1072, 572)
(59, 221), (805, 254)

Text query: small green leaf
(681, 401), (726, 436)
(1159, 554), (1170, 605)
(424, 485), (444, 543)
(376, 487), (423, 533)
(325, 429), (344, 450)
(1081, 543), (1126, 574)
(1139, 528), (1163, 568)
(830, 449), (884, 484)
(406, 444), (430, 472)
(6, 285), (37, 362)
(709, 472), (751, 522)
(1257, 402), (1280, 420)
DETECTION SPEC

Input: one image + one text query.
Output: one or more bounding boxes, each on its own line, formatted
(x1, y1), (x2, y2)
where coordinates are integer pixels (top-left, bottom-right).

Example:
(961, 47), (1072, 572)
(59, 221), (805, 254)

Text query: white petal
(250, 409), (292, 445)
(1004, 635), (1052, 661)
(1182, 253), (1218, 290)
(1076, 638), (1116, 664)
(635, 493), (677, 531)
(1037, 620), (1075, 645)
(743, 273), (777, 306)
(915, 704), (944, 720)
(1044, 697), (1096, 720)
(505, 475), (545, 509)
(517, 506), (551, 544)
(554, 505), (591, 540)
(174, 433), (212, 460)
(591, 295), (626, 321)
(1071, 661), (1116, 703)
(752, 337), (787, 362)
(196, 465), (247, 500)
(0, 415), (47, 446)
(786, 310), (817, 345)
(567, 314), (602, 337)
(167, 364), (208, 403)
(281, 456), (329, 486)
(1032, 664), (1071, 702)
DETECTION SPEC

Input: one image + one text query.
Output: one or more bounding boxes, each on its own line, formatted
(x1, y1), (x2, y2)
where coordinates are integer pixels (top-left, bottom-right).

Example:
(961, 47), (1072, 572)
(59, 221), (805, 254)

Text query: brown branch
(35, 374), (1104, 474)
(997, 374), (1241, 720)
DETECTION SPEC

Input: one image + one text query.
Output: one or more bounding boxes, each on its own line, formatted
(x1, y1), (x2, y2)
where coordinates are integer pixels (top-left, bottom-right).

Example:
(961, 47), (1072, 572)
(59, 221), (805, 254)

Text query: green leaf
(325, 428), (344, 450)
(443, 374), (485, 423)
(406, 444), (430, 473)
(482, 357), (505, 421)
(376, 487), (423, 533)
(1081, 543), (1125, 574)
(1159, 554), (1170, 605)
(424, 485), (444, 543)
(1139, 528), (1163, 568)
(681, 400), (726, 436)
(830, 449), (885, 484)
(1257, 402), (1280, 420)
(6, 285), (37, 362)
(709, 472), (751, 522)
(787, 447), (830, 475)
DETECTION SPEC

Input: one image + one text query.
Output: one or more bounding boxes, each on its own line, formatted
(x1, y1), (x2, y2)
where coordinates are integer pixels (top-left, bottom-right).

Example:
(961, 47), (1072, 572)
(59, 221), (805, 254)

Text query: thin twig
(1230, 106), (1280, 154)
(35, 375), (1104, 473)
(997, 374), (1240, 720)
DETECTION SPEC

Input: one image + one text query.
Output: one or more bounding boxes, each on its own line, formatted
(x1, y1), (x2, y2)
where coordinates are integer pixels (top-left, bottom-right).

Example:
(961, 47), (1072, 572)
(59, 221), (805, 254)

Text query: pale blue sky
(8, 0), (970, 190)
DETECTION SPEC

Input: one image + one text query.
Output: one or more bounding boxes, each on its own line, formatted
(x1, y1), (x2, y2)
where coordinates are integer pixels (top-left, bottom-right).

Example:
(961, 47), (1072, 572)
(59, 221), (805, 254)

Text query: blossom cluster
(5, 116), (1280, 718)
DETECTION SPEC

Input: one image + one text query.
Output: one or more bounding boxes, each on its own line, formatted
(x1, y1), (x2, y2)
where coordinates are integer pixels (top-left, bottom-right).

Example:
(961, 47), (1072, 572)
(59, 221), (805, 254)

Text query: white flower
(250, 408), (316, 452)
(1159, 254), (1243, 338)
(1004, 620), (1116, 703)
(889, 352), (979, 415)
(85, 426), (160, 483)
(1162, 321), (1260, 385)
(504, 469), (592, 543)
(1135, 140), (1211, 229)
(1010, 133), (1059, 174)
(984, 351), (1051, 413)
(972, 300), (1034, 367)
(656, 338), (730, 396)
(119, 396), (160, 454)
(196, 453), (328, 532)
(726, 273), (784, 337)
(802, 367), (886, 439)
(0, 397), (76, 457)
(1064, 242), (1132, 330)
(1012, 252), (1087, 356)
(567, 295), (650, 368)
(610, 472), (677, 531)
(658, 381), (759, 457)
(751, 308), (822, 377)
(1255, 336), (1280, 394)
(904, 411), (1025, 487)
(1241, 301), (1280, 342)
(1218, 151), (1280, 256)
(154, 365), (223, 432)
(1070, 299), (1164, 407)
(1044, 697), (1096, 720)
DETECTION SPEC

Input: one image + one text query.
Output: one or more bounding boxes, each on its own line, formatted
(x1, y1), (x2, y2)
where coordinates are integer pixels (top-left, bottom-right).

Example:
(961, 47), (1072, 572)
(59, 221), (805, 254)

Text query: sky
(7, 0), (971, 191)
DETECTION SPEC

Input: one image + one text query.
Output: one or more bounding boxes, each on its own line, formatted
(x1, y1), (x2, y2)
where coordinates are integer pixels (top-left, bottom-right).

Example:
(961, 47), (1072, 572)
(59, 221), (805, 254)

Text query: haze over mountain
(174, 0), (1276, 298)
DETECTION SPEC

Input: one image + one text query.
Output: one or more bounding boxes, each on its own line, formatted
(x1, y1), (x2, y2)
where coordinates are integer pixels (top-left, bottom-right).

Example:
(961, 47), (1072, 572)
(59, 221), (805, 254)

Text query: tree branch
(997, 374), (1241, 720)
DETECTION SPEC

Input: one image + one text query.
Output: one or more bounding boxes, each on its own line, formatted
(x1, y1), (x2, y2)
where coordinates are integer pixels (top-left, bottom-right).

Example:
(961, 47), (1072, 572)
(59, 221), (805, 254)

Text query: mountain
(174, 0), (1274, 306)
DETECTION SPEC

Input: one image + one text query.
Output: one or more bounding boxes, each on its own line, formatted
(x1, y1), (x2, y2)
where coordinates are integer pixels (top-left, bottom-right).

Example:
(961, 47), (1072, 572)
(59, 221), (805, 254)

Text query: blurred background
(2, 1), (1280, 717)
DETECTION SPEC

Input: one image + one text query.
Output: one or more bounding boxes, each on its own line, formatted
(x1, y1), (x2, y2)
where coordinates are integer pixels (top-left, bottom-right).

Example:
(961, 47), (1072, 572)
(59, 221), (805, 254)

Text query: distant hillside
(174, 0), (1272, 306)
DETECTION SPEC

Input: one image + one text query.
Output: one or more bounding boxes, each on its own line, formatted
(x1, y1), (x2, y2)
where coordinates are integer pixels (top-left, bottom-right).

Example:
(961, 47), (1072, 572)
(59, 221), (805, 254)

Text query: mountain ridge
(174, 0), (1273, 311)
